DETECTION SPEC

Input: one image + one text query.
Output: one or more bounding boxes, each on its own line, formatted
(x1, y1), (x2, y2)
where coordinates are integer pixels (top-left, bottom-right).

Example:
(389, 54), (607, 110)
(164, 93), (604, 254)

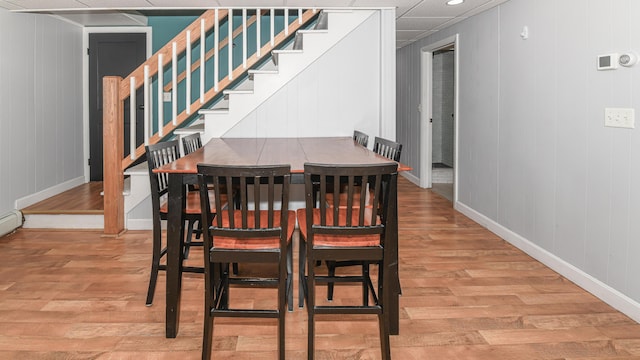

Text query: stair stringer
(201, 10), (376, 140)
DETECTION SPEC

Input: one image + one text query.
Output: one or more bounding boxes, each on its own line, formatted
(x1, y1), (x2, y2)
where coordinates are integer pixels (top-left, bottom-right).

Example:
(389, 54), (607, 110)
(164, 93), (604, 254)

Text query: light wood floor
(21, 182), (104, 214)
(1, 177), (640, 359)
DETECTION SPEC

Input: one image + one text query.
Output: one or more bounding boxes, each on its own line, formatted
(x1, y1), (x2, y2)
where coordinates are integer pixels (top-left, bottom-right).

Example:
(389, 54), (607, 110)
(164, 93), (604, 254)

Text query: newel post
(103, 76), (125, 236)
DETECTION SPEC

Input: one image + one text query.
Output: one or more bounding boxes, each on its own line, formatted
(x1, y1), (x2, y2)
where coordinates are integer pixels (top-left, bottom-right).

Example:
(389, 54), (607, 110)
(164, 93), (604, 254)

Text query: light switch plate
(605, 108), (635, 129)
(163, 91), (172, 102)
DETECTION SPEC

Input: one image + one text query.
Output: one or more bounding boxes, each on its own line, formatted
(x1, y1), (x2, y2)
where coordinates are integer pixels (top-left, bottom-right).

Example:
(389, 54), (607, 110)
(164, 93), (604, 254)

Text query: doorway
(87, 32), (147, 181)
(420, 35), (459, 203)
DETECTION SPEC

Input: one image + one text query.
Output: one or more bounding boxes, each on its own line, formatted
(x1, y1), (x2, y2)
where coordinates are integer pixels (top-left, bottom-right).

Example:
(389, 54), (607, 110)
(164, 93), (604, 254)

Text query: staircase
(102, 8), (380, 233)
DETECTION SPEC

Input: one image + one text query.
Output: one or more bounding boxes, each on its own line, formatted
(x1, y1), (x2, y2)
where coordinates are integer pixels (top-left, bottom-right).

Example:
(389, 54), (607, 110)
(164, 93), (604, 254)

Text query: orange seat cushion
(212, 210), (296, 250)
(159, 190), (225, 215)
(296, 208), (381, 247)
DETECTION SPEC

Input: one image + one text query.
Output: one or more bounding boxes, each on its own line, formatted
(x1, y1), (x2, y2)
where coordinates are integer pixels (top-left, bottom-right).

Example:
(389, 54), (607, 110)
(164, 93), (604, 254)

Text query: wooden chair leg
(184, 218), (195, 259)
(145, 232), (164, 306)
(298, 237), (306, 308)
(287, 242), (293, 312)
(326, 261), (336, 301)
(306, 252), (316, 360)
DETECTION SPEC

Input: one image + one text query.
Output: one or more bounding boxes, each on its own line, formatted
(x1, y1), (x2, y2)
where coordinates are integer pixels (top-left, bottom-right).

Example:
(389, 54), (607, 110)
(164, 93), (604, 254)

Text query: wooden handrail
(118, 9), (223, 100)
(165, 9), (268, 93)
(104, 8), (320, 235)
(120, 9), (318, 170)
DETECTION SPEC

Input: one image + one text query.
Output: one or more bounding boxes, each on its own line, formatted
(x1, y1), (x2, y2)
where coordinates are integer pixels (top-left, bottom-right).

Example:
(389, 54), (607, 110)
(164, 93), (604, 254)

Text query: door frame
(82, 27), (152, 182)
(420, 34), (459, 202)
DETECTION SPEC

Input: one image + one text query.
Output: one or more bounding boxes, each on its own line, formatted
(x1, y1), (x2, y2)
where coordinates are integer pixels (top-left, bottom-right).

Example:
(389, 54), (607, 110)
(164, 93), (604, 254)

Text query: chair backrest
(197, 164), (291, 246)
(353, 130), (369, 147)
(373, 136), (402, 162)
(145, 140), (181, 210)
(182, 132), (203, 155)
(303, 163), (398, 241)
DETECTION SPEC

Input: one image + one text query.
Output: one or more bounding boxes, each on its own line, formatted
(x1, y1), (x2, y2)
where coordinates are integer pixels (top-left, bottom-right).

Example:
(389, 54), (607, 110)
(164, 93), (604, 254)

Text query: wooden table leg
(166, 172), (185, 338)
(388, 180), (399, 336)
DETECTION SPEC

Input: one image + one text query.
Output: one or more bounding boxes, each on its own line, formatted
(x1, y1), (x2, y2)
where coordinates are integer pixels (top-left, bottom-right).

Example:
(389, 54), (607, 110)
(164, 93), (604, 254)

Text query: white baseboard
(23, 213), (103, 229)
(454, 201), (640, 324)
(126, 218), (153, 230)
(401, 172), (420, 186)
(15, 176), (85, 209)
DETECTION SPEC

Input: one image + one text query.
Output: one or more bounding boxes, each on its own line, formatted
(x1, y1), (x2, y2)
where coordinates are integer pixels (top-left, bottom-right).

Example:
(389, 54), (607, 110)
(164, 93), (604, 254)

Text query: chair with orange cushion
(298, 163), (397, 360)
(197, 164), (294, 360)
(144, 140), (219, 306)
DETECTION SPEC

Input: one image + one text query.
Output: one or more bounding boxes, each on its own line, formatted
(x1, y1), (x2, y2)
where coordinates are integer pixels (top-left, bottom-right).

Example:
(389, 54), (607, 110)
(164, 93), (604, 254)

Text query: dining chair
(181, 132), (203, 156)
(197, 164), (294, 360)
(144, 140), (216, 306)
(323, 136), (403, 301)
(353, 130), (369, 147)
(298, 162), (398, 360)
(373, 136), (403, 162)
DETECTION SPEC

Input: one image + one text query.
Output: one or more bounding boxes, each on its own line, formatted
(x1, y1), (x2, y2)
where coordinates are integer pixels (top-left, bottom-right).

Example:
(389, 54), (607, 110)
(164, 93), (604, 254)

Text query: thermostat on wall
(597, 53), (619, 70)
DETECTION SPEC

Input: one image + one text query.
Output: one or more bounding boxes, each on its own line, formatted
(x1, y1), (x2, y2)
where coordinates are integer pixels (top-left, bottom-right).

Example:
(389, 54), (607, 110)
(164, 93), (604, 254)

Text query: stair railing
(103, 8), (319, 235)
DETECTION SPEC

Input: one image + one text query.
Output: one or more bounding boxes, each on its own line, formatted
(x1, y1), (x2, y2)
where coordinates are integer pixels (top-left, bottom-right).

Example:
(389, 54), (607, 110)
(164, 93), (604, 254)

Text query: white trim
(420, 34), (459, 204)
(22, 214), (104, 229)
(455, 201), (640, 324)
(125, 218), (154, 231)
(14, 176), (85, 209)
(379, 8), (396, 140)
(82, 27), (153, 183)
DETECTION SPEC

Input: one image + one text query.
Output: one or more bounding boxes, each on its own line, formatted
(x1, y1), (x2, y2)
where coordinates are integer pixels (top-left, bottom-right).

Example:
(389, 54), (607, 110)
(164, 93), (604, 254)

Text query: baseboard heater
(0, 210), (23, 237)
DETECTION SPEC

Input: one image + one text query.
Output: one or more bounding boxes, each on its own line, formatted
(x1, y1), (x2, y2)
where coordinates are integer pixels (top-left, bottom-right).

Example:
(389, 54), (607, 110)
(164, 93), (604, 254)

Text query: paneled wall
(225, 12), (382, 139)
(397, 0), (640, 320)
(0, 9), (83, 215)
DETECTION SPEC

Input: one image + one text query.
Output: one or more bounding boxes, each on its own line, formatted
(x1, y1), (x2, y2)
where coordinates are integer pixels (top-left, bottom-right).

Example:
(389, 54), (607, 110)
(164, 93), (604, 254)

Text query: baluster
(129, 77), (136, 160)
(157, 53), (164, 137)
(228, 8), (233, 81)
(186, 30), (191, 115)
(242, 8), (247, 69)
(256, 8), (261, 57)
(299, 9), (302, 24)
(200, 18), (205, 104)
(144, 65), (150, 145)
(172, 42), (177, 125)
(214, 9), (219, 92)
(285, 8), (289, 36)
(270, 9), (274, 47)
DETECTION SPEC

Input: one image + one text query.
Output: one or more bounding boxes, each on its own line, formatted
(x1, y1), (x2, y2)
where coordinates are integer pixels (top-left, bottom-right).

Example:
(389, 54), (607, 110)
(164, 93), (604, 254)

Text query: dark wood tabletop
(156, 137), (410, 174)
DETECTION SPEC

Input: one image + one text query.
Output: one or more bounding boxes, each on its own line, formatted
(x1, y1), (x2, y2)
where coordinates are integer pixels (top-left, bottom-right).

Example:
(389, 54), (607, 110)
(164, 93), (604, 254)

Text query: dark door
(89, 33), (147, 181)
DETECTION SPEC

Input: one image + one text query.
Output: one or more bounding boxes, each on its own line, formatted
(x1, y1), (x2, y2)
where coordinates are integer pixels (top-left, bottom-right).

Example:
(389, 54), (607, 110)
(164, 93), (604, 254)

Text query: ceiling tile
(80, 0), (153, 9)
(350, 0), (422, 17)
(404, 0), (493, 17)
(146, 0), (220, 7)
(5, 0), (88, 9)
(56, 10), (147, 25)
(396, 16), (451, 31)
(216, 0), (285, 6)
(0, 0), (23, 9)
(396, 29), (428, 41)
(285, 0), (348, 7)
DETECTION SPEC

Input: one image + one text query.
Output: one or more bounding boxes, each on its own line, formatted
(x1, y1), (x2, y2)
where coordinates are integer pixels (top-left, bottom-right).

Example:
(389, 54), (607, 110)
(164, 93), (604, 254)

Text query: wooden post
(103, 76), (125, 236)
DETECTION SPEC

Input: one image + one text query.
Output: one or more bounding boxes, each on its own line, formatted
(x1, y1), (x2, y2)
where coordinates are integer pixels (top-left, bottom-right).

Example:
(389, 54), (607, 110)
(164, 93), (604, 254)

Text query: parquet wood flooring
(1, 177), (639, 359)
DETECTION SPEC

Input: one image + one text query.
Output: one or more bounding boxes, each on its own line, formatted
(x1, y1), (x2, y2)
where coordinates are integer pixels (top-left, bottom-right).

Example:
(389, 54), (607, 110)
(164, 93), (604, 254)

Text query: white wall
(397, 0), (640, 320)
(225, 10), (394, 142)
(0, 9), (84, 215)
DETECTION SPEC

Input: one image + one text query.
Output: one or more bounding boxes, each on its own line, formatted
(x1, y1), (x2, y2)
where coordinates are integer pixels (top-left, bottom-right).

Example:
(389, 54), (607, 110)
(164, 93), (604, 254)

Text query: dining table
(155, 137), (410, 338)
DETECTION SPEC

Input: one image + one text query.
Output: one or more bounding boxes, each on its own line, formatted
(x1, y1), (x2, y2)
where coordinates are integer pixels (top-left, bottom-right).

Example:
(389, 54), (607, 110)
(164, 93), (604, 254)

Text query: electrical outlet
(605, 108), (635, 129)
(163, 91), (172, 102)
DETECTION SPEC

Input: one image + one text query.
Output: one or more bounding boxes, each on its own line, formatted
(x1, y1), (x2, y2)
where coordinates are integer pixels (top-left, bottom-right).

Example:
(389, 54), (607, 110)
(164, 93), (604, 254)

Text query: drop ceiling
(0, 0), (509, 48)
